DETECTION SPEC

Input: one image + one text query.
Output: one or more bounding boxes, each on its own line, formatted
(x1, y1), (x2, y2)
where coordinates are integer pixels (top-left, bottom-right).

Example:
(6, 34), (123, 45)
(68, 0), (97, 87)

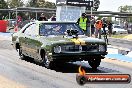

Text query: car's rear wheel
(88, 59), (101, 70)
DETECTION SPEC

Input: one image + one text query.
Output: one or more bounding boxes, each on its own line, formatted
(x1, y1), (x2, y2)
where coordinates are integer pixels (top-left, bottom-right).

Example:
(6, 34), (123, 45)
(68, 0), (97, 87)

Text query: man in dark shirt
(102, 18), (107, 35)
(38, 13), (47, 21)
(90, 17), (96, 36)
(107, 21), (113, 37)
(50, 14), (56, 21)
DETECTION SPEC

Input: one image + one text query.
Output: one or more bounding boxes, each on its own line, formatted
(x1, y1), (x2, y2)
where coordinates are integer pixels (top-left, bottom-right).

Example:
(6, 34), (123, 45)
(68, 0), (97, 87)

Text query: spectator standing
(50, 14), (56, 21)
(14, 15), (22, 32)
(102, 18), (109, 44)
(124, 20), (129, 33)
(95, 18), (102, 39)
(17, 15), (22, 24)
(107, 21), (113, 37)
(77, 13), (90, 36)
(86, 15), (91, 37)
(90, 17), (96, 36)
(102, 18), (107, 35)
(38, 13), (47, 21)
(129, 24), (132, 33)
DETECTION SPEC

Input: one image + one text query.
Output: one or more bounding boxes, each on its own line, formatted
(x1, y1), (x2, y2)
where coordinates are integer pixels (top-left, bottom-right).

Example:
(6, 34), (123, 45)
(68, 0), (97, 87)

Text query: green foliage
(118, 5), (132, 22)
(97, 16), (102, 20)
(26, 0), (38, 7)
(0, 0), (8, 9)
(0, 0), (8, 19)
(7, 0), (24, 8)
(26, 0), (56, 19)
(118, 5), (132, 12)
(38, 1), (56, 8)
(27, 0), (56, 8)
(107, 17), (112, 22)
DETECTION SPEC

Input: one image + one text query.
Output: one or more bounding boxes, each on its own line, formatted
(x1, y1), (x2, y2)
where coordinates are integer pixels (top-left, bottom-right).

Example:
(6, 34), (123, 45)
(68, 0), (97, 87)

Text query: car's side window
(39, 24), (45, 36)
(24, 24), (38, 36)
(29, 24), (38, 36)
(23, 25), (32, 35)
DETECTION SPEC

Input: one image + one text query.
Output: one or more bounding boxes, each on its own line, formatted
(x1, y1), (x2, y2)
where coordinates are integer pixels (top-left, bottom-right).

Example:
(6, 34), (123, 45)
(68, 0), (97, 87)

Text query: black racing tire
(88, 59), (101, 70)
(42, 53), (56, 69)
(19, 47), (27, 60)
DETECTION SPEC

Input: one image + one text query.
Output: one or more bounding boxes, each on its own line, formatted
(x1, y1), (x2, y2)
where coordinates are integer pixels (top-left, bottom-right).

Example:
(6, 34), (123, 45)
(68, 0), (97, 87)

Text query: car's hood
(41, 35), (105, 45)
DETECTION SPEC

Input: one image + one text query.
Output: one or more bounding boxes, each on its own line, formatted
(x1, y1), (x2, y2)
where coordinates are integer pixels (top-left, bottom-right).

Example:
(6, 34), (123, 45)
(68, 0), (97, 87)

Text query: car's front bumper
(50, 52), (107, 61)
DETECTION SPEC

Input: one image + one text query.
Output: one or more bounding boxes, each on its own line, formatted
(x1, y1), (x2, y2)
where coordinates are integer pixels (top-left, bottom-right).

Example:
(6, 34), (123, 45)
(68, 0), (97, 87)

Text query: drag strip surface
(0, 36), (132, 88)
(109, 38), (132, 50)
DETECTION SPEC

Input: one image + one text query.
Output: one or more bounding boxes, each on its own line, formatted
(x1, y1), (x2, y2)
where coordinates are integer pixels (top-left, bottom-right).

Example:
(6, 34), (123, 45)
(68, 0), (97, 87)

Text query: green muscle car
(12, 21), (107, 69)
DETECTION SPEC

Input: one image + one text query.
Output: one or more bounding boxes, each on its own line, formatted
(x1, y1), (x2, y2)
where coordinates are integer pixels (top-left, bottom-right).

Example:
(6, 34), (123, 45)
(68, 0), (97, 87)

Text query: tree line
(118, 5), (132, 22)
(0, 0), (132, 22)
(0, 0), (56, 20)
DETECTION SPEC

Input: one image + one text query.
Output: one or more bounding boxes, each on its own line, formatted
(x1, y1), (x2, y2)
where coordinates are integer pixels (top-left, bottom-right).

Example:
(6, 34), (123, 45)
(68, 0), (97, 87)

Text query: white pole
(9, 12), (11, 19)
(15, 9), (18, 24)
(90, 7), (93, 37)
(36, 12), (38, 20)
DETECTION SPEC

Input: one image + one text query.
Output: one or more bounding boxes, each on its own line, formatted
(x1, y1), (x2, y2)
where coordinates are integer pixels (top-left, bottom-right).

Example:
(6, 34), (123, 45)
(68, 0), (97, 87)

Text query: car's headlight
(99, 45), (106, 52)
(54, 46), (61, 53)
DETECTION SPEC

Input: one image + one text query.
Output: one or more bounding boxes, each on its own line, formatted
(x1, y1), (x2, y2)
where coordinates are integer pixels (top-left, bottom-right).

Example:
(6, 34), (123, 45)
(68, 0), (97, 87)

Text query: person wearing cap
(38, 13), (47, 21)
(77, 13), (90, 36)
(102, 18), (107, 35)
(95, 18), (103, 39)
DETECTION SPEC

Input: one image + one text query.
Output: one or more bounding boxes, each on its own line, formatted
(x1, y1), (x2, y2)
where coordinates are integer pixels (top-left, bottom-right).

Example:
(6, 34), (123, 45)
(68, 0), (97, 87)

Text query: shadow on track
(22, 57), (120, 73)
(52, 62), (120, 73)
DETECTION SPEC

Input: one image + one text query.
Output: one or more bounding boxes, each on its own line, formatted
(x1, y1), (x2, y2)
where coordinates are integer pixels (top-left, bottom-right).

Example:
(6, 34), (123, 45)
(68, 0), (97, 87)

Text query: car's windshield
(39, 23), (84, 36)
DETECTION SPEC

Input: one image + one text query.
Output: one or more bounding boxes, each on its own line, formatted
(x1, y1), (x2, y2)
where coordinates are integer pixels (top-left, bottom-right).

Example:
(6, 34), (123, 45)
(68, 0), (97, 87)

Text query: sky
(98, 0), (132, 11)
(45, 0), (132, 12)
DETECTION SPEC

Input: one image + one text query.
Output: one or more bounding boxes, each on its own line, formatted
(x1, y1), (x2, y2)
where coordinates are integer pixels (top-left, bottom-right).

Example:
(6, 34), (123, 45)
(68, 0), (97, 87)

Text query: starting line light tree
(93, 0), (100, 11)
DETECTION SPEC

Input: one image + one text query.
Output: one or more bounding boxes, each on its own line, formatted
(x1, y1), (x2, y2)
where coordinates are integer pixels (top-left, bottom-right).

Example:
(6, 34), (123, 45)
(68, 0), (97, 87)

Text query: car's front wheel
(42, 53), (56, 69)
(19, 47), (26, 60)
(88, 59), (101, 70)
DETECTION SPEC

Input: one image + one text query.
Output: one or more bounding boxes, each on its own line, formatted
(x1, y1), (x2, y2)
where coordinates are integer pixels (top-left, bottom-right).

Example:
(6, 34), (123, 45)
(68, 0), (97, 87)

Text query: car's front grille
(82, 44), (98, 52)
(61, 44), (98, 53)
(61, 45), (81, 52)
